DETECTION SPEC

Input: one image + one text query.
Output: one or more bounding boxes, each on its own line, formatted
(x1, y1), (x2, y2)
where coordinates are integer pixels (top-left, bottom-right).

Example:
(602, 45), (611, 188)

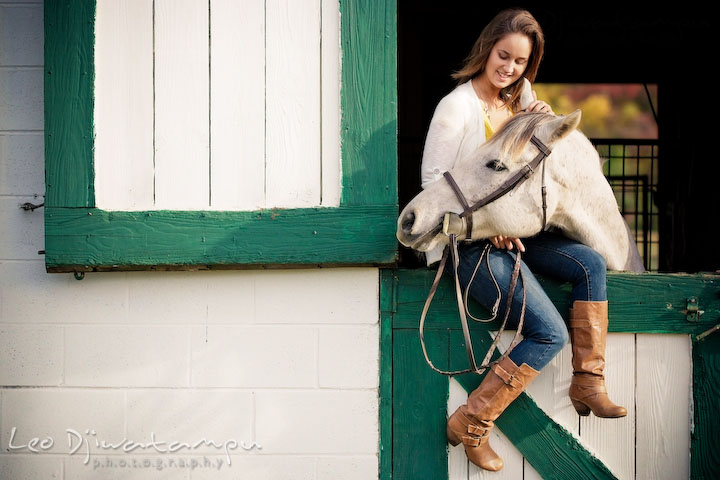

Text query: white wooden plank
(467, 427), (524, 480)
(448, 377), (525, 480)
(448, 377), (470, 480)
(209, 0), (265, 210)
(519, 334), (578, 434)
(579, 333), (636, 480)
(265, 0), (321, 207)
(320, 0), (341, 207)
(154, 0), (209, 209)
(518, 332), (578, 480)
(447, 333), (525, 480)
(94, 0), (154, 210)
(636, 334), (691, 480)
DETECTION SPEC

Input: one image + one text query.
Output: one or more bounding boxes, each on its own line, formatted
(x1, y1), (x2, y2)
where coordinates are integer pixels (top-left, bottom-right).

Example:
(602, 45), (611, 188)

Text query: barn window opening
(534, 83), (659, 270)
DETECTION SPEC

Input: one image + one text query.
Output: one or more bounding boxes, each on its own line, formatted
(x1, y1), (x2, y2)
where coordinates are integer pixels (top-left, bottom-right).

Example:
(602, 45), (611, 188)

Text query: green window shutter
(44, 0), (397, 272)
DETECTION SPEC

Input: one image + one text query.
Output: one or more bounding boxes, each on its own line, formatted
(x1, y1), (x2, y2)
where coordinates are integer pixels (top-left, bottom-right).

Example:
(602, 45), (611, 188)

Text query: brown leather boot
(568, 300), (627, 418)
(447, 356), (539, 471)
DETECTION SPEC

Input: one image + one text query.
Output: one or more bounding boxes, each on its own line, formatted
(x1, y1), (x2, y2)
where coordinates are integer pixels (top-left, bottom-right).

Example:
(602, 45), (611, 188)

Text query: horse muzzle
(397, 208), (443, 250)
(397, 209), (468, 250)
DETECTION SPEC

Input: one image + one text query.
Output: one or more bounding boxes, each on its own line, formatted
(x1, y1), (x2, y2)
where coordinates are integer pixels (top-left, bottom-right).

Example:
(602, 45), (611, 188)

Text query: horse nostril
(402, 212), (415, 234)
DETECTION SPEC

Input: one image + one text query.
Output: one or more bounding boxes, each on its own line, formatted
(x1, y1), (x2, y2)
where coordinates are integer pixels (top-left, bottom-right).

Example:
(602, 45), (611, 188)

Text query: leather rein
(419, 135), (553, 376)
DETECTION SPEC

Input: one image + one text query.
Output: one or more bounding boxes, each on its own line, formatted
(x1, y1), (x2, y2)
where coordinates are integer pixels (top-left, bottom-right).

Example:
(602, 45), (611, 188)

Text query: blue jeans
(454, 231), (607, 371)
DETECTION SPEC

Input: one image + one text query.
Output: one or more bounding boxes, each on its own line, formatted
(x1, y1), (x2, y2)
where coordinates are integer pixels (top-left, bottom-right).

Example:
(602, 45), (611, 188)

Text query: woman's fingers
(527, 100), (549, 112)
(525, 92), (555, 115)
(489, 236), (526, 252)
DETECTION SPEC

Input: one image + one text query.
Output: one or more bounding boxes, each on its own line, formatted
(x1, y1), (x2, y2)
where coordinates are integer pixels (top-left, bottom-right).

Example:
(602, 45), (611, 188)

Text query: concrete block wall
(0, 2), (380, 478)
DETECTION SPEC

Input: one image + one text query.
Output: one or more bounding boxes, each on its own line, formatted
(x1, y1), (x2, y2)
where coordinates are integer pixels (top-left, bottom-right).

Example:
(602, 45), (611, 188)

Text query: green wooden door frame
(44, 0), (398, 272)
(380, 268), (720, 479)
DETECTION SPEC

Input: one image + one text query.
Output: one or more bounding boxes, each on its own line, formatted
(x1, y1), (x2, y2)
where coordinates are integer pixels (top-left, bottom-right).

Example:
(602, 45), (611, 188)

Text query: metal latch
(684, 297), (704, 322)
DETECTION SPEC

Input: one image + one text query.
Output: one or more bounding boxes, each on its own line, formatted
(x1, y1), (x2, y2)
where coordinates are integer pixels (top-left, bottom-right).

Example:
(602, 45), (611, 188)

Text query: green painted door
(380, 268), (720, 479)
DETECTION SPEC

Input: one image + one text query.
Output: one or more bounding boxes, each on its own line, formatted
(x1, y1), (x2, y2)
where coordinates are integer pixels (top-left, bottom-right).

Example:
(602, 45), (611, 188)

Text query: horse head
(398, 110), (581, 249)
(397, 79), (645, 272)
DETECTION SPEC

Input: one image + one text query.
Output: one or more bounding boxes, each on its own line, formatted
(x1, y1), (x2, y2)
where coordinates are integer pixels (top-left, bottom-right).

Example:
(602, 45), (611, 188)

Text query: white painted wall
(93, 0), (341, 211)
(0, 2), (378, 479)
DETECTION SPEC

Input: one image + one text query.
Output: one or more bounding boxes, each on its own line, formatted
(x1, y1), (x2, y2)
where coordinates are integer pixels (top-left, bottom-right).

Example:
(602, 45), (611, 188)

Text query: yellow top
(483, 107), (514, 139)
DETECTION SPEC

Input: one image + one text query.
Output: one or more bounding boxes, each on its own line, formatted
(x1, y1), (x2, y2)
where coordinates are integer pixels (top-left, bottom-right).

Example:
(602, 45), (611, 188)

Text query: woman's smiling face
(482, 32), (532, 89)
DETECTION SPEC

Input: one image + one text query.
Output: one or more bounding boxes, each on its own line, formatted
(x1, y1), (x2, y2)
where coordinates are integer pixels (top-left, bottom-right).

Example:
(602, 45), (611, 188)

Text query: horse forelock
(487, 112), (557, 162)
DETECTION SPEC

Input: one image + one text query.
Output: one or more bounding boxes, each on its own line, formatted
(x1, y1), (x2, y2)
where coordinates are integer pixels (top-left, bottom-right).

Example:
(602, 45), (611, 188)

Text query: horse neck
(548, 135), (645, 272)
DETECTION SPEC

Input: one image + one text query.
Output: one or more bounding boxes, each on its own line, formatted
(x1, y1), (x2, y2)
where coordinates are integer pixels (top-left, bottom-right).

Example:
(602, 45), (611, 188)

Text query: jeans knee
(555, 327), (569, 349)
(548, 329), (570, 358)
(524, 314), (568, 350)
(544, 324), (569, 357)
(582, 250), (607, 278)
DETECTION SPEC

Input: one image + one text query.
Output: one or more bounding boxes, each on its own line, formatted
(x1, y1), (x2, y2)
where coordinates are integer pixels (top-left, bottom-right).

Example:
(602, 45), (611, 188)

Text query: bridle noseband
(419, 134), (553, 376)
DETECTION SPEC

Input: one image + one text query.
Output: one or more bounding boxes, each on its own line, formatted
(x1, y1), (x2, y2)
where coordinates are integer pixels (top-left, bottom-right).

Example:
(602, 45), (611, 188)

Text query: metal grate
(591, 139), (659, 271)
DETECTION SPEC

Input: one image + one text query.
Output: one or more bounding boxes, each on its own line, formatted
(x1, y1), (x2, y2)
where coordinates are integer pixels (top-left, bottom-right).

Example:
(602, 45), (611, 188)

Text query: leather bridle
(419, 134), (553, 376)
(443, 135), (552, 239)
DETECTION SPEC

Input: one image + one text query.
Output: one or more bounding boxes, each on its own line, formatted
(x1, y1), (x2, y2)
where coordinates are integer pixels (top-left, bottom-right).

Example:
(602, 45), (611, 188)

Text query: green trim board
(44, 0), (95, 208)
(379, 271), (394, 479)
(390, 269), (720, 335)
(44, 0), (398, 271)
(45, 206), (397, 270)
(380, 268), (720, 479)
(691, 333), (720, 480)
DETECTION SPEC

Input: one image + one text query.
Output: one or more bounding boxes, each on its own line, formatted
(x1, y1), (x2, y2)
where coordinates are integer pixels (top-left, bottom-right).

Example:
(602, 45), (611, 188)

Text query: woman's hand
(489, 235), (525, 252)
(524, 90), (554, 114)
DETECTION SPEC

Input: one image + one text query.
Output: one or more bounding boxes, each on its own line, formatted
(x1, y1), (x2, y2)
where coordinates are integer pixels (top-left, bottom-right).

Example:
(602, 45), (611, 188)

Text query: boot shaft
(570, 300), (608, 376)
(467, 356), (540, 420)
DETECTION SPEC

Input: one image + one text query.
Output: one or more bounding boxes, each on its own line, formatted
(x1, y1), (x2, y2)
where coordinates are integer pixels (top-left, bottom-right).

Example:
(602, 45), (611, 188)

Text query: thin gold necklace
(473, 78), (503, 117)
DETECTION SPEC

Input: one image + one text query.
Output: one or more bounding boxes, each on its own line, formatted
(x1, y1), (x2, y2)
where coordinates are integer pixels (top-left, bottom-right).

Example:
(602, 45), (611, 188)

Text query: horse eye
(485, 160), (507, 171)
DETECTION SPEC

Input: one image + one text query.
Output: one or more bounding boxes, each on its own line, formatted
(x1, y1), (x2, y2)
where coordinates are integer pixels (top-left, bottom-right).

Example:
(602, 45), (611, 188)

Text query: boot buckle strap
(577, 384), (608, 396)
(461, 435), (481, 447)
(573, 375), (606, 387)
(493, 363), (523, 388)
(569, 319), (592, 328)
(467, 423), (490, 436)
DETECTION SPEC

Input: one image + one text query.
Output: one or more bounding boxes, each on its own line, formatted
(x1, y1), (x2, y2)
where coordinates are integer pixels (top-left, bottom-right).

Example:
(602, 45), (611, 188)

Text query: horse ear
(519, 78), (534, 111)
(538, 109), (582, 144)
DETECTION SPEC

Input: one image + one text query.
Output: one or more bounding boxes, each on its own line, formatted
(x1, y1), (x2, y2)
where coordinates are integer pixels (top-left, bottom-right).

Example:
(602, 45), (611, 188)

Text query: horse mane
(487, 112), (558, 162)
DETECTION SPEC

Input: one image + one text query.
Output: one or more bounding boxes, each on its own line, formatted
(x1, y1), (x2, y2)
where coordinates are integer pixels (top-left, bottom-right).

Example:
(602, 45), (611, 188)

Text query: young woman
(420, 8), (626, 472)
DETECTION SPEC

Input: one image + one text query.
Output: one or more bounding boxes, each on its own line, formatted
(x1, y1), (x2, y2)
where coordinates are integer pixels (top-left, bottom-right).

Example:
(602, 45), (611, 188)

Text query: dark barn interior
(398, 2), (717, 273)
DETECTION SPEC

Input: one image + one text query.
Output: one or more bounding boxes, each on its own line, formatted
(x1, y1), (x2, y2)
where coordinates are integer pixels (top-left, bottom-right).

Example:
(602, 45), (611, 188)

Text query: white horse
(397, 81), (645, 272)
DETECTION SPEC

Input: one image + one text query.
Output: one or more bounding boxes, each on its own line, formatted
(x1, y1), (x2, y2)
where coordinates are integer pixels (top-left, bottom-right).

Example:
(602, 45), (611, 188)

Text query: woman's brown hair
(452, 9), (545, 111)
